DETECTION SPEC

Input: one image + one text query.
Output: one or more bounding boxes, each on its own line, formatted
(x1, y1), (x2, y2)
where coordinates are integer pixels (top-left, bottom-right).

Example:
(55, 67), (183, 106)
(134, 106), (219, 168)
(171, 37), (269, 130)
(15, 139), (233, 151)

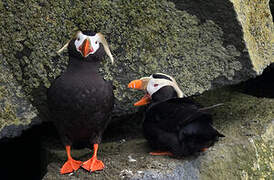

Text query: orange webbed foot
(81, 144), (104, 172)
(201, 148), (208, 152)
(82, 157), (104, 172)
(60, 158), (82, 174)
(149, 151), (173, 156)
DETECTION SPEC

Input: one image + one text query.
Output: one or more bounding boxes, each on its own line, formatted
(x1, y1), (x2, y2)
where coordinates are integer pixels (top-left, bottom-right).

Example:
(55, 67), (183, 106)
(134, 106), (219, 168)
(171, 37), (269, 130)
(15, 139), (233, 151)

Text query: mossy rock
(0, 60), (39, 139)
(0, 0), (273, 138)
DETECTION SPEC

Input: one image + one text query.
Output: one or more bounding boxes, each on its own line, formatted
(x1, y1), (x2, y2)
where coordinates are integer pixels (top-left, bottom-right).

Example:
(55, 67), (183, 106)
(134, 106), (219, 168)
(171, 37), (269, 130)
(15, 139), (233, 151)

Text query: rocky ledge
(42, 76), (274, 179)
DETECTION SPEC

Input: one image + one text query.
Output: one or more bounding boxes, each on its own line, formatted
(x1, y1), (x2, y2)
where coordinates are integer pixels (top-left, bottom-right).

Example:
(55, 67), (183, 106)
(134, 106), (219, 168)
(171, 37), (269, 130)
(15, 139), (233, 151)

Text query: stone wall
(0, 0), (273, 138)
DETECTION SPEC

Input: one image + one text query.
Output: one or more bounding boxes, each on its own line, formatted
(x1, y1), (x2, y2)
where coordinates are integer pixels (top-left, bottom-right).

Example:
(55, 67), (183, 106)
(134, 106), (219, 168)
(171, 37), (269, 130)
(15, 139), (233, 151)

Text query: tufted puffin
(47, 31), (114, 174)
(128, 73), (224, 157)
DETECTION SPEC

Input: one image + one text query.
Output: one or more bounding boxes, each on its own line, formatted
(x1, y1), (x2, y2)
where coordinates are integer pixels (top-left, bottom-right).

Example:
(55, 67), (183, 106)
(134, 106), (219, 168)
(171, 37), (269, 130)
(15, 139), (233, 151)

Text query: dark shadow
(170, 0), (244, 50)
(0, 123), (53, 180)
(170, 0), (256, 84)
(270, 1), (274, 17)
(31, 85), (51, 122)
(237, 64), (274, 98)
(0, 110), (145, 179)
(103, 110), (145, 142)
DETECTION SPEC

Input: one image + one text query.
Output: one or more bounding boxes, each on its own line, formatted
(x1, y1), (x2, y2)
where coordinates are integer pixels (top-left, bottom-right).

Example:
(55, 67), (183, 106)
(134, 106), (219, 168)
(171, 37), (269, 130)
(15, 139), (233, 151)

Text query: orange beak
(128, 80), (145, 90)
(133, 93), (151, 106)
(128, 79), (151, 106)
(79, 39), (93, 57)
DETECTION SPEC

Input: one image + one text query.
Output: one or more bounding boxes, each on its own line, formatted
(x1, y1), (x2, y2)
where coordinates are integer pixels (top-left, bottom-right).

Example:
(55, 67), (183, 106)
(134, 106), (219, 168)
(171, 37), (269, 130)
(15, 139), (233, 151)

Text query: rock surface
(0, 60), (39, 139)
(42, 84), (274, 180)
(0, 0), (273, 138)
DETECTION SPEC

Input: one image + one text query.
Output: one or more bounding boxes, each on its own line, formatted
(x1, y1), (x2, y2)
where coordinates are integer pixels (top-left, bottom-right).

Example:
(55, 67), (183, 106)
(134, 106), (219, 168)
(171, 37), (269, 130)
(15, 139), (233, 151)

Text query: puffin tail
(199, 103), (224, 111)
(217, 131), (225, 137)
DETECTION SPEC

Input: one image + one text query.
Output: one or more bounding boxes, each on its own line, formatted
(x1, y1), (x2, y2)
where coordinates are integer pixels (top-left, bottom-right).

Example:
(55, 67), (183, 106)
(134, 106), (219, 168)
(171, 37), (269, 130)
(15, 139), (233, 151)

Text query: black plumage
(144, 87), (224, 157)
(47, 31), (114, 174)
(128, 74), (224, 157)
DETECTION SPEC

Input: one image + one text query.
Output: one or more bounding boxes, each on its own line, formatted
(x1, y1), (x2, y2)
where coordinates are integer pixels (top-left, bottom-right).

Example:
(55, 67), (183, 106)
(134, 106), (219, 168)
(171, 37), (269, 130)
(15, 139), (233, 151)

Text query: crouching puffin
(47, 31), (114, 174)
(128, 73), (224, 157)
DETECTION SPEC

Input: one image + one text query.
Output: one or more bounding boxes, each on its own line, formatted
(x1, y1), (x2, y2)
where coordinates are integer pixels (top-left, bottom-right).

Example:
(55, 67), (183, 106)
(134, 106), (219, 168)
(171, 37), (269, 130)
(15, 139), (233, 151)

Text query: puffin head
(128, 73), (184, 106)
(57, 31), (114, 63)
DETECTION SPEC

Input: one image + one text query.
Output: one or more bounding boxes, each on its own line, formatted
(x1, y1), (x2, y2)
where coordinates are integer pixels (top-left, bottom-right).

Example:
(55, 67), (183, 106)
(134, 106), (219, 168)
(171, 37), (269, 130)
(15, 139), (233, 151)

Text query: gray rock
(0, 59), (39, 138)
(0, 0), (273, 139)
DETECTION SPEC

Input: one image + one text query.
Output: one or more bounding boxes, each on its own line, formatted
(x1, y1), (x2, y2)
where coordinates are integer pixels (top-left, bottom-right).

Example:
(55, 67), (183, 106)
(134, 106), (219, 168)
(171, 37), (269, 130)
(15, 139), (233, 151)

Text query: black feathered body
(47, 58), (114, 146)
(143, 89), (224, 157)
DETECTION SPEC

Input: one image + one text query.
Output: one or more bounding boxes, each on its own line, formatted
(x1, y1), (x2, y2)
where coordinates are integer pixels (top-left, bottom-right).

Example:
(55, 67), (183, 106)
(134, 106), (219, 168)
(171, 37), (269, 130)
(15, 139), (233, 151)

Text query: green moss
(0, 59), (37, 135)
(0, 0), (272, 135)
(0, 0), (251, 99)
(0, 86), (7, 99)
(0, 103), (17, 128)
(232, 0), (274, 73)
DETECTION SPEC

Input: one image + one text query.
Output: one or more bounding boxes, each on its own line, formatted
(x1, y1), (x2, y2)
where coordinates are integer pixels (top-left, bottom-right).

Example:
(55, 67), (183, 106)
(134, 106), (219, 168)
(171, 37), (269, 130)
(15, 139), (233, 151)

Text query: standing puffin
(47, 31), (114, 174)
(128, 73), (224, 157)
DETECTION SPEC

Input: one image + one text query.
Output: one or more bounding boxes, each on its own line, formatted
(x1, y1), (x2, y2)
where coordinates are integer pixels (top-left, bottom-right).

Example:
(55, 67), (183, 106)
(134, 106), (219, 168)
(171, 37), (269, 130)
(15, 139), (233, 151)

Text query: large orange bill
(134, 93), (151, 106)
(128, 79), (151, 106)
(128, 80), (145, 90)
(80, 39), (93, 57)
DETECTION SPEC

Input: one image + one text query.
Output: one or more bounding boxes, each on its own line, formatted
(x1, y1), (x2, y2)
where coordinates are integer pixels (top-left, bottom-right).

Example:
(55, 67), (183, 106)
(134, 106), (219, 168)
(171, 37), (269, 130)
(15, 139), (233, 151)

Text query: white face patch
(145, 74), (184, 98)
(74, 31), (100, 57)
(146, 78), (171, 96)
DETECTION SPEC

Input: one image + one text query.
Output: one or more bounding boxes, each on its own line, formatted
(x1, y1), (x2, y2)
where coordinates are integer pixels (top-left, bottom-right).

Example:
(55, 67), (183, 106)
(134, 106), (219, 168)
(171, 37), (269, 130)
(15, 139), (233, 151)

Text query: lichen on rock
(0, 0), (272, 138)
(231, 0), (274, 73)
(0, 59), (38, 138)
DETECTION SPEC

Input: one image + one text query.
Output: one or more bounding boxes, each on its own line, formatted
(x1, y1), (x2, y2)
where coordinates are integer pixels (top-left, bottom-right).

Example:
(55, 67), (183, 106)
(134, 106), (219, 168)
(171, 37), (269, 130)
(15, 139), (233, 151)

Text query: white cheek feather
(147, 81), (165, 96)
(146, 77), (184, 97)
(74, 33), (86, 50)
(146, 73), (185, 98)
(89, 35), (100, 53)
(75, 33), (100, 56)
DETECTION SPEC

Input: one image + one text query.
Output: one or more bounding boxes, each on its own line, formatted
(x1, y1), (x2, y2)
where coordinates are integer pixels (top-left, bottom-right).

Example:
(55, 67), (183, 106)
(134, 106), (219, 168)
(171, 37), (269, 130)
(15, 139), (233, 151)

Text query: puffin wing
(146, 98), (210, 132)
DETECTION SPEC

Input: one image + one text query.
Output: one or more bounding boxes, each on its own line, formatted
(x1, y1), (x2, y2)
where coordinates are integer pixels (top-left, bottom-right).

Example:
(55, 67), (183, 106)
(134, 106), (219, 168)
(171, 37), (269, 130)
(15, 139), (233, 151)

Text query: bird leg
(60, 145), (82, 174)
(149, 151), (173, 156)
(82, 144), (104, 172)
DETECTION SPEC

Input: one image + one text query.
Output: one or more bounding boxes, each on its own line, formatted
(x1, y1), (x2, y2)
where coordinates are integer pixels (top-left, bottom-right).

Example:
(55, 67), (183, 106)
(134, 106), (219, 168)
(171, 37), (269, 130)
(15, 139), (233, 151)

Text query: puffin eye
(95, 41), (98, 44)
(154, 84), (159, 87)
(77, 37), (80, 41)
